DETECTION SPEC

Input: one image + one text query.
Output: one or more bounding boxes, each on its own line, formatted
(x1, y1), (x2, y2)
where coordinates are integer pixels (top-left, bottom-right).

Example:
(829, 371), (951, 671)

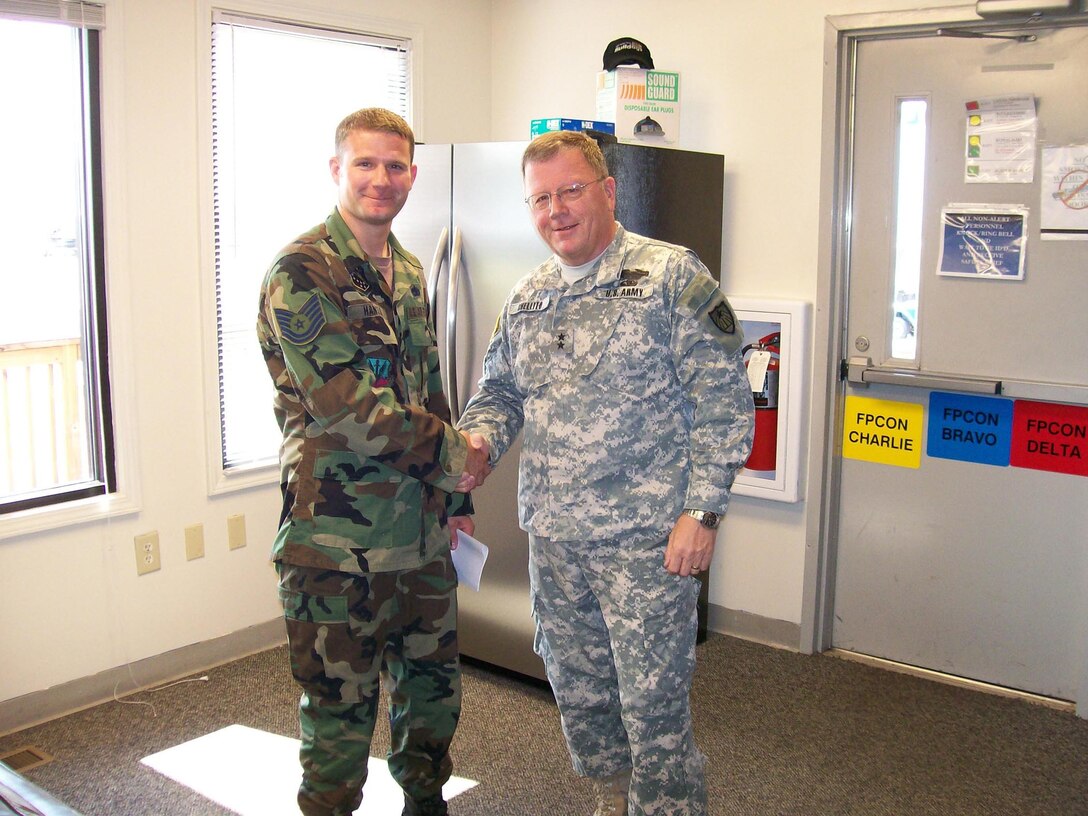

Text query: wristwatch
(683, 508), (720, 529)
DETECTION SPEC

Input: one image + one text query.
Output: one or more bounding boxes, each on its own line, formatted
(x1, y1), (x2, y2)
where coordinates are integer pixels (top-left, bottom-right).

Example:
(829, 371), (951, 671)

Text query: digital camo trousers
(529, 534), (707, 816)
(277, 556), (461, 816)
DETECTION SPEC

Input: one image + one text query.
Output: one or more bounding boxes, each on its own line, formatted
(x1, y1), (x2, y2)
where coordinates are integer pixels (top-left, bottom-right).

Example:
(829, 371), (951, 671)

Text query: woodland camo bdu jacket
(257, 208), (471, 574)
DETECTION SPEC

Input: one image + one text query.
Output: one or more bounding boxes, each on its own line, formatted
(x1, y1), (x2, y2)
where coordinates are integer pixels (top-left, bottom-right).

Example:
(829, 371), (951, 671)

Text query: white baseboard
(2, 606), (801, 736)
(0, 619), (287, 737)
(707, 603), (800, 651)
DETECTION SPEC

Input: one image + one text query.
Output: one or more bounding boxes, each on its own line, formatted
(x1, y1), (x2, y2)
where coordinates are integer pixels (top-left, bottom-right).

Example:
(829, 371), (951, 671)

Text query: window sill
(0, 490), (140, 542)
(208, 460), (279, 496)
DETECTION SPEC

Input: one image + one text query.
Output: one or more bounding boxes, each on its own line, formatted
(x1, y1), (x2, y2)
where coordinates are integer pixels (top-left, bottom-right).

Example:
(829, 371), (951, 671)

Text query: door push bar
(845, 356), (1002, 394)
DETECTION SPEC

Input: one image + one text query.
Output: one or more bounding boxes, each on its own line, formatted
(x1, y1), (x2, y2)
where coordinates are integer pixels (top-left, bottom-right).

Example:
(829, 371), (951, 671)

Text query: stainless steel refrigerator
(396, 141), (725, 681)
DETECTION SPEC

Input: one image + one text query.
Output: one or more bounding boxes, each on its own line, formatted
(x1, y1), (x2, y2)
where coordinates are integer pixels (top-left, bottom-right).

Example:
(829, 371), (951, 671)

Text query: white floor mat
(141, 724), (477, 815)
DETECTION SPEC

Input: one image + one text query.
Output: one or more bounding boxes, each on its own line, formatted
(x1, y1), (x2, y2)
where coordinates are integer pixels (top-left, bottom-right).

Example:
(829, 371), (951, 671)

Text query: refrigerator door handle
(426, 226), (450, 328)
(446, 227), (464, 421)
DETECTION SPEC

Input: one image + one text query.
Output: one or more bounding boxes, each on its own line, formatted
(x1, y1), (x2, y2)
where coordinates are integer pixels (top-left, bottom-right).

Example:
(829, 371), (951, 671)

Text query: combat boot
(592, 769), (631, 816)
(402, 793), (448, 816)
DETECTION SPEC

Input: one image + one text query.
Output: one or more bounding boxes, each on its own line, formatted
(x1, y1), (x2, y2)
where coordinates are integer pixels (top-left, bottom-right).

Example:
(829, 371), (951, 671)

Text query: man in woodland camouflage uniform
(457, 132), (754, 815)
(257, 108), (489, 816)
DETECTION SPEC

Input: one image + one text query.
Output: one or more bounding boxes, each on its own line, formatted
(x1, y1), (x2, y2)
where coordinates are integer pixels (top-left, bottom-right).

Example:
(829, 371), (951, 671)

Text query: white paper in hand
(451, 530), (489, 591)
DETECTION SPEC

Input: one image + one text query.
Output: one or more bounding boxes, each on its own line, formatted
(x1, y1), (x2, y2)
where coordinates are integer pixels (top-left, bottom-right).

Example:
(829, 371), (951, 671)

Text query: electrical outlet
(134, 532), (161, 575)
(227, 514), (247, 550)
(184, 523), (205, 561)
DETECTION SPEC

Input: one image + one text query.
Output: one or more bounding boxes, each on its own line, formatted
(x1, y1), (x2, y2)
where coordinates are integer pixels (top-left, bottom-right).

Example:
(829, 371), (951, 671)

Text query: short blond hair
(522, 131), (608, 178)
(334, 108), (415, 161)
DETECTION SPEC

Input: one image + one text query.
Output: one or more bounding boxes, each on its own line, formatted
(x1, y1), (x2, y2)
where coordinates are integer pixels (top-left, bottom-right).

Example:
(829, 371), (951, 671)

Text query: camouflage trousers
(529, 534), (707, 816)
(277, 556), (461, 816)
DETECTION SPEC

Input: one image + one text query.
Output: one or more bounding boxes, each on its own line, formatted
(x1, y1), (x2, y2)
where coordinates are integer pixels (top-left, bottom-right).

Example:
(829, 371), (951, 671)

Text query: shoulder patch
(274, 293), (326, 345)
(699, 294), (744, 354)
(708, 300), (737, 334)
(678, 274), (745, 355)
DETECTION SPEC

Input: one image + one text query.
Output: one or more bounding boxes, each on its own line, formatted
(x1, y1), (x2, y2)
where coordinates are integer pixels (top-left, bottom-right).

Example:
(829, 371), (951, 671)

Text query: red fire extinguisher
(743, 331), (780, 471)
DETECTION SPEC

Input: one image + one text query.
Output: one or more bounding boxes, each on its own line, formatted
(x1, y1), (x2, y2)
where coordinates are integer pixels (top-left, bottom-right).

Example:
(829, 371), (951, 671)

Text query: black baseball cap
(602, 37), (654, 71)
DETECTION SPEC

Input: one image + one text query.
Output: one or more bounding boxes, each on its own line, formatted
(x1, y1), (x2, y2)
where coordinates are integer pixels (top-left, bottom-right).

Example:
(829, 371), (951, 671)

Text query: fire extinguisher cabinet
(743, 332), (781, 471)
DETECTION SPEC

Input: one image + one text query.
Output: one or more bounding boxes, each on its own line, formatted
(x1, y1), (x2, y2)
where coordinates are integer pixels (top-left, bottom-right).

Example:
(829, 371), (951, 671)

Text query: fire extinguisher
(743, 331), (780, 471)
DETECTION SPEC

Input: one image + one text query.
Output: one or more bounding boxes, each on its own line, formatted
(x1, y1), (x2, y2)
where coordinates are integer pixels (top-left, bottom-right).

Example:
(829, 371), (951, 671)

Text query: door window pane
(211, 13), (411, 472)
(891, 98), (926, 361)
(0, 16), (114, 513)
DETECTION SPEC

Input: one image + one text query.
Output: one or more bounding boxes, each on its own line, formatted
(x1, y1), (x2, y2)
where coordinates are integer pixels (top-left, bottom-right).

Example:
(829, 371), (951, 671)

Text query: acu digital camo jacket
(257, 208), (471, 574)
(458, 225), (754, 543)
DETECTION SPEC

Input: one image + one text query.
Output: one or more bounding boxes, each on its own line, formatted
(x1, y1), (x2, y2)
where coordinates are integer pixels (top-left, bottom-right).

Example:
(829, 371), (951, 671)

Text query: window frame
(0, 0), (141, 539)
(197, 0), (421, 495)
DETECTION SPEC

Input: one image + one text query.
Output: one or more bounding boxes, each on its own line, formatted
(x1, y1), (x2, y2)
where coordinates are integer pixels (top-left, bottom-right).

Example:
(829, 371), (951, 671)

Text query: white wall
(0, 0), (493, 706)
(0, 0), (974, 709)
(487, 0), (967, 626)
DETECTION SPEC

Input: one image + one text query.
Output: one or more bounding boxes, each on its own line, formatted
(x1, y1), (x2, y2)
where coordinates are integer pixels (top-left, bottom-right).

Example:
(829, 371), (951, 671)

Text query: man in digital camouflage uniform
(257, 108), (489, 816)
(457, 131), (754, 816)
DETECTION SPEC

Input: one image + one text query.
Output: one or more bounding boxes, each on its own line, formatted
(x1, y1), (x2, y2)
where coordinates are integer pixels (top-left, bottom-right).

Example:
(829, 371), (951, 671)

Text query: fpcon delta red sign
(1009, 400), (1088, 477)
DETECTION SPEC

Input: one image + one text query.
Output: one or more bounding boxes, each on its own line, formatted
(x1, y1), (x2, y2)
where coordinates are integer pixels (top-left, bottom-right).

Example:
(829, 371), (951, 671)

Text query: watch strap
(683, 508), (720, 529)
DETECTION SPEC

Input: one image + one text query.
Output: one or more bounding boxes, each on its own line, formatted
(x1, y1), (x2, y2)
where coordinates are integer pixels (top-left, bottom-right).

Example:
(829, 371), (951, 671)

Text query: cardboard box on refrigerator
(530, 118), (616, 137)
(596, 67), (681, 145)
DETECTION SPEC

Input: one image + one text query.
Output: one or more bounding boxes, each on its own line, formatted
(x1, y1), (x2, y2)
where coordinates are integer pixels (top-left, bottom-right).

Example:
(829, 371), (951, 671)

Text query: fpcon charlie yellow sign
(843, 396), (924, 468)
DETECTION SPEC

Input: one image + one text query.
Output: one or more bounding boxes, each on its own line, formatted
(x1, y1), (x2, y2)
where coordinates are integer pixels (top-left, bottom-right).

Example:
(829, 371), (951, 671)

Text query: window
(890, 97), (927, 362)
(0, 2), (115, 515)
(210, 11), (411, 479)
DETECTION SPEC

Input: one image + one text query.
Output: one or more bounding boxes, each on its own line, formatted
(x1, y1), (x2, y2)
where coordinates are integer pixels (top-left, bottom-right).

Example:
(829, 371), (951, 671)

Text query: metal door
(829, 14), (1088, 702)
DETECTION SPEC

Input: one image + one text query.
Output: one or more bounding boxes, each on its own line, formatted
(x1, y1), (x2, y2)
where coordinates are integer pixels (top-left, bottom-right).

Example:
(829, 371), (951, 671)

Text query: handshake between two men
(454, 431), (491, 493)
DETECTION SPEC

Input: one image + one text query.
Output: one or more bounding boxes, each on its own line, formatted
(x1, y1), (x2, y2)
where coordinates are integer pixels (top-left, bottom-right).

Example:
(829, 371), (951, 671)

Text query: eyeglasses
(524, 177), (606, 211)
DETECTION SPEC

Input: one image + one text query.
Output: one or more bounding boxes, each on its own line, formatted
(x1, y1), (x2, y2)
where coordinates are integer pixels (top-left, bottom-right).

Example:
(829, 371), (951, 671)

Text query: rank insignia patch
(274, 294), (326, 345)
(708, 300), (736, 334)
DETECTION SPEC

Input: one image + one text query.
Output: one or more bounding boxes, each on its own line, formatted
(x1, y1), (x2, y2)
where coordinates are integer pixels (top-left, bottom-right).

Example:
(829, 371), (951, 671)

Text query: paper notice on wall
(964, 95), (1036, 183)
(1040, 144), (1088, 240)
(937, 206), (1027, 280)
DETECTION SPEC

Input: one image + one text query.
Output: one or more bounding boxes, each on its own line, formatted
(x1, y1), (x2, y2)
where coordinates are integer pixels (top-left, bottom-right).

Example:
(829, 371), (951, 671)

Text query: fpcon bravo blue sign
(927, 392), (1013, 466)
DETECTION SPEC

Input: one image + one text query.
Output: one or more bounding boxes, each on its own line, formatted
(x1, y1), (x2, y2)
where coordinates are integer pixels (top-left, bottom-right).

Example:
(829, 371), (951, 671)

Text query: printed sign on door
(927, 392), (1013, 466)
(843, 396), (924, 468)
(1010, 400), (1088, 477)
